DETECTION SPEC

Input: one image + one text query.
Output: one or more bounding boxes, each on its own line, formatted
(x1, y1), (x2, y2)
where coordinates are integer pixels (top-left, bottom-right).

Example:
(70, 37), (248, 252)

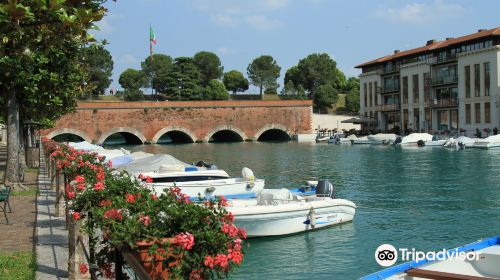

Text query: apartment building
(356, 27), (500, 136)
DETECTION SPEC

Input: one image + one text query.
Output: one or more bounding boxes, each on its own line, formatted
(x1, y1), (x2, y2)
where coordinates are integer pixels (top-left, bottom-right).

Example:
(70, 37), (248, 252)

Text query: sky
(93, 0), (500, 93)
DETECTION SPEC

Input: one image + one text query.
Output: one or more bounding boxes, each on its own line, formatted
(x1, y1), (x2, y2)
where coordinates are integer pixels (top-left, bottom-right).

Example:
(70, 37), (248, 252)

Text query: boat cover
(479, 134), (500, 143)
(401, 133), (433, 144)
(257, 189), (295, 205)
(68, 141), (104, 151)
(456, 136), (477, 144)
(118, 154), (192, 174)
(110, 154), (134, 167)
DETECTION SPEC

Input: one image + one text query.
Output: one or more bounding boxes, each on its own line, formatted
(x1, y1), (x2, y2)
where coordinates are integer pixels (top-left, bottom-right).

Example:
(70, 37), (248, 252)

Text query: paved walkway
(35, 151), (69, 280)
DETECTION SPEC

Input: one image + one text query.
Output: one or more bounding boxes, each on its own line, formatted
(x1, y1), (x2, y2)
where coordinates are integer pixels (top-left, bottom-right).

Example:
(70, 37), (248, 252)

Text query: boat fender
(206, 186), (216, 193)
(308, 207), (316, 228)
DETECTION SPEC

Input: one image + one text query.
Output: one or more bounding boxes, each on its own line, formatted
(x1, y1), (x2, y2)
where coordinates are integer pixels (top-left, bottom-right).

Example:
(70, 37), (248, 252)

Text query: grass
(0, 252), (36, 280)
(10, 187), (38, 197)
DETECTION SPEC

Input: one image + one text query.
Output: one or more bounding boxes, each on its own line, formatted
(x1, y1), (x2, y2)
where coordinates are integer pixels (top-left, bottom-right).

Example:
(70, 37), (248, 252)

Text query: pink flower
(107, 160), (113, 168)
(204, 255), (215, 268)
(77, 184), (86, 191)
(146, 176), (153, 183)
(174, 232), (195, 250)
(93, 182), (105, 191)
(139, 215), (151, 226)
(80, 263), (88, 274)
(221, 222), (238, 238)
(214, 254), (229, 269)
(125, 194), (135, 204)
(150, 194), (158, 201)
(218, 195), (228, 207)
(67, 191), (76, 200)
(74, 175), (85, 183)
(73, 212), (81, 220)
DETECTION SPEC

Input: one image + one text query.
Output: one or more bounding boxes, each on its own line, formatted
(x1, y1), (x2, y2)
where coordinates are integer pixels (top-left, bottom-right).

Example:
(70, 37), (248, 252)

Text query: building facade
(356, 28), (500, 136)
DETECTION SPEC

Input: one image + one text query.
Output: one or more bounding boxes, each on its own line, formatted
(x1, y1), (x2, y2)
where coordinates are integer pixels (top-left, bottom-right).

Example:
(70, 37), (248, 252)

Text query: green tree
(247, 55), (281, 98)
(123, 89), (145, 101)
(281, 80), (307, 100)
(344, 77), (360, 92)
(119, 69), (146, 91)
(0, 1), (106, 184)
(204, 80), (229, 100)
(82, 45), (113, 97)
(345, 90), (360, 113)
(164, 57), (203, 100)
(314, 83), (339, 111)
(141, 54), (173, 94)
(193, 51), (223, 86)
(284, 66), (301, 88)
(223, 70), (249, 94)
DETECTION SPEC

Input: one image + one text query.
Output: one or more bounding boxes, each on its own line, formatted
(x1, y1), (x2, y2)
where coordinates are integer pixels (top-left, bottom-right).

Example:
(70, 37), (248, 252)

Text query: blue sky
(94, 0), (500, 92)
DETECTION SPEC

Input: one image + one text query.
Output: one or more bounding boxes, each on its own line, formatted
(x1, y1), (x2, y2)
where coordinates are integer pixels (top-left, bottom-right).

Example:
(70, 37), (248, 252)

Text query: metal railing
(429, 98), (458, 108)
(428, 53), (457, 65)
(382, 64), (400, 75)
(430, 75), (458, 86)
(379, 85), (400, 94)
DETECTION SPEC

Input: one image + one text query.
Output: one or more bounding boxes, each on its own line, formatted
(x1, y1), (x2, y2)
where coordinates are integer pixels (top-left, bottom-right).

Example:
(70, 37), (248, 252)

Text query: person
(494, 127), (498, 135)
(476, 128), (482, 138)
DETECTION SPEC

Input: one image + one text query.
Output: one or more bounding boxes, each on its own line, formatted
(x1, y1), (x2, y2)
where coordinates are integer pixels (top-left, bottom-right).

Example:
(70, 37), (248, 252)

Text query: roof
(355, 27), (500, 69)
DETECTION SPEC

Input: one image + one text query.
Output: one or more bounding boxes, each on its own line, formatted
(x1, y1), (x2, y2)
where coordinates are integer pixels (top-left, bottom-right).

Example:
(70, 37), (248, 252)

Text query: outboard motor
(393, 136), (402, 145)
(316, 180), (335, 199)
(195, 160), (211, 168)
(458, 141), (465, 150)
(417, 140), (425, 147)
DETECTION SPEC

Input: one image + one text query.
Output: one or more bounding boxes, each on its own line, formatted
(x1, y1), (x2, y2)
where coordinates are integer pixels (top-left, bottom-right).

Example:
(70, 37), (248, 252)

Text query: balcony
(428, 53), (457, 65)
(379, 86), (400, 94)
(429, 98), (458, 108)
(381, 65), (400, 75)
(379, 103), (401, 112)
(430, 75), (458, 86)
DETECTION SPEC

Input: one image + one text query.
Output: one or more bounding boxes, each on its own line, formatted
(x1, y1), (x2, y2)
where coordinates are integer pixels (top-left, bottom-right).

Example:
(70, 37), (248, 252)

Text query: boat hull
(151, 179), (265, 198)
(229, 199), (355, 237)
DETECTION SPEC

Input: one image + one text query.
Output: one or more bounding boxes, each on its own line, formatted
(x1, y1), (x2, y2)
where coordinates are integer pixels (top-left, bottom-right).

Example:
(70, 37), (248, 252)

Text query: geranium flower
(174, 232), (195, 250)
(139, 215), (151, 226)
(125, 193), (135, 203)
(93, 182), (105, 191)
(73, 212), (81, 220)
(80, 263), (88, 274)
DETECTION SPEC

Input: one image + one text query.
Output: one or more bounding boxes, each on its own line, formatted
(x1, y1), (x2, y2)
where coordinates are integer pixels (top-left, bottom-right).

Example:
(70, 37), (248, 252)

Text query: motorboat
(367, 134), (398, 145)
(361, 236), (500, 280)
(424, 139), (447, 147)
(444, 136), (477, 148)
(351, 136), (371, 144)
(472, 135), (500, 149)
(315, 135), (331, 143)
(226, 181), (356, 237)
(328, 133), (352, 144)
(119, 154), (265, 198)
(394, 133), (433, 146)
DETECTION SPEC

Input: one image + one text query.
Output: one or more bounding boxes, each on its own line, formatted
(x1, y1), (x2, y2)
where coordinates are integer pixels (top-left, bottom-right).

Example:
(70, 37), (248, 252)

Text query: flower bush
(42, 138), (246, 279)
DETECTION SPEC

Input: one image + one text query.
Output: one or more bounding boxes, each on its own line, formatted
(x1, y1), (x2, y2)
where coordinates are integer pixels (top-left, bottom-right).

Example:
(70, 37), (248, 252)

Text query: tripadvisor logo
(375, 244), (398, 267)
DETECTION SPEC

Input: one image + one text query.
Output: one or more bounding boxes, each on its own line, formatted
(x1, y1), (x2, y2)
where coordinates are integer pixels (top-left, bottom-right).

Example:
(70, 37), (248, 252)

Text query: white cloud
(217, 47), (232, 55)
(261, 0), (290, 9)
(375, 0), (465, 24)
(211, 14), (238, 27)
(121, 54), (138, 65)
(245, 15), (284, 30)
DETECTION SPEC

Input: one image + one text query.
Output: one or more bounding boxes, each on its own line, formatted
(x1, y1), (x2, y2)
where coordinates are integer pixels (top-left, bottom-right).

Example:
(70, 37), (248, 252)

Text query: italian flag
(150, 25), (157, 45)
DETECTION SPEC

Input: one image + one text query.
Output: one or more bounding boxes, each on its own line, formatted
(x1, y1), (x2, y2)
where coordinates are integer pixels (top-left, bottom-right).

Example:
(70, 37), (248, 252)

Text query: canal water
(124, 143), (500, 279)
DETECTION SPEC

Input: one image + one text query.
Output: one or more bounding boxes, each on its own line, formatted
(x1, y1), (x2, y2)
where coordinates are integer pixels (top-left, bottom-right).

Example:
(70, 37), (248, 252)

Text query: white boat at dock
(472, 135), (500, 149)
(367, 134), (398, 145)
(351, 136), (371, 144)
(394, 133), (433, 146)
(361, 236), (500, 280)
(227, 181), (356, 237)
(424, 139), (447, 147)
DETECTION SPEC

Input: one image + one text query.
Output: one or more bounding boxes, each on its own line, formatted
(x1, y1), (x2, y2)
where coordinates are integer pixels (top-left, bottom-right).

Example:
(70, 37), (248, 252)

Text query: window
(363, 83), (367, 107)
(474, 64), (480, 97)
(465, 104), (471, 124)
(475, 103), (481, 123)
(485, 102), (490, 123)
(413, 74), (419, 103)
(424, 73), (430, 103)
(402, 76), (408, 104)
(465, 65), (471, 98)
(369, 82), (373, 107)
(374, 82), (378, 106)
(484, 62), (490, 96)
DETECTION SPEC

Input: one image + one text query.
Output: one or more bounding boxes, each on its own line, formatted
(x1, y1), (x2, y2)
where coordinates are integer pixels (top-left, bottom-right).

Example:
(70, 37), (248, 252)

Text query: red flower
(74, 175), (85, 183)
(93, 182), (105, 191)
(238, 228), (247, 240)
(77, 184), (86, 191)
(228, 249), (243, 265)
(79, 263), (88, 274)
(221, 222), (238, 238)
(204, 256), (215, 269)
(103, 209), (123, 221)
(214, 254), (229, 269)
(67, 191), (76, 200)
(99, 199), (112, 207)
(146, 176), (153, 183)
(150, 194), (158, 201)
(139, 215), (151, 226)
(224, 213), (234, 222)
(73, 212), (81, 220)
(174, 232), (195, 250)
(107, 160), (113, 168)
(218, 195), (228, 207)
(125, 193), (135, 204)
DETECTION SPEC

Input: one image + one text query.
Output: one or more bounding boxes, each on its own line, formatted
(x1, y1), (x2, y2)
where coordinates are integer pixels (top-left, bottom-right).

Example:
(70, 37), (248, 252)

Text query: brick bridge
(41, 100), (313, 144)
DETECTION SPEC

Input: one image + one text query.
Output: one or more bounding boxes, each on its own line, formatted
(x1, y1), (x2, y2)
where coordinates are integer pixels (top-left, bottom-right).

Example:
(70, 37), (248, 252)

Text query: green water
(126, 143), (500, 279)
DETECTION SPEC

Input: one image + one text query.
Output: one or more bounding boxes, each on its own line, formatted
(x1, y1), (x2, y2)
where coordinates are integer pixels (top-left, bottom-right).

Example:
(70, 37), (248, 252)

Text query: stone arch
(46, 128), (92, 143)
(205, 125), (247, 143)
(97, 127), (146, 145)
(152, 126), (196, 144)
(254, 124), (291, 141)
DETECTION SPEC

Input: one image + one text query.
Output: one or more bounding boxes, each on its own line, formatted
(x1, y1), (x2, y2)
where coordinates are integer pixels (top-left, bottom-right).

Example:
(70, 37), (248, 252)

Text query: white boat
(361, 236), (500, 280)
(472, 135), (500, 149)
(227, 181), (356, 237)
(351, 136), (371, 144)
(119, 154), (264, 198)
(425, 139), (447, 147)
(395, 133), (433, 146)
(315, 136), (330, 143)
(367, 134), (398, 145)
(444, 136), (478, 148)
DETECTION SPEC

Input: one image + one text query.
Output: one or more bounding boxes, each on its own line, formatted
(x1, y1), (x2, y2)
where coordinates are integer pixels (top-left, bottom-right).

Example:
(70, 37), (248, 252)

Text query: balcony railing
(379, 103), (401, 112)
(382, 65), (400, 75)
(430, 75), (458, 86)
(379, 86), (400, 94)
(429, 98), (458, 108)
(428, 53), (457, 65)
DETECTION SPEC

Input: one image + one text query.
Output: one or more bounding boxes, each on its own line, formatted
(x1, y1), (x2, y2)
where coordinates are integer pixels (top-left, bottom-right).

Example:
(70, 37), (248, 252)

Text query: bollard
(68, 217), (92, 280)
(55, 172), (66, 217)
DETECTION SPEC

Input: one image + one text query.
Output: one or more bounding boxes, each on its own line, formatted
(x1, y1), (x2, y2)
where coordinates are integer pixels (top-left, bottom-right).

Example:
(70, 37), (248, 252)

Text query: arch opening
(103, 132), (143, 145)
(157, 131), (194, 144)
(209, 130), (244, 143)
(257, 129), (291, 142)
(52, 133), (84, 143)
